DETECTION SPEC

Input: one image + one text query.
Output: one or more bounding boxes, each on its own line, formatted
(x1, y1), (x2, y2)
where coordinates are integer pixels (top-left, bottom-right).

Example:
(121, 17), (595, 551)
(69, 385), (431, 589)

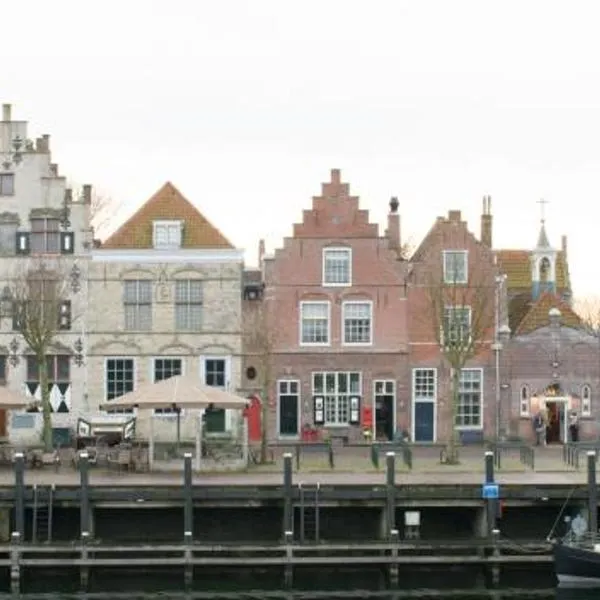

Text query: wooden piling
(80, 531), (90, 592)
(10, 531), (20, 596)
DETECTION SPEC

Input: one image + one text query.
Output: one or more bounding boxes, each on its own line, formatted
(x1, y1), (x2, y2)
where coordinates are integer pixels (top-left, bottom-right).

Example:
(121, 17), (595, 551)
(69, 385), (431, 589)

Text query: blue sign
(482, 484), (499, 499)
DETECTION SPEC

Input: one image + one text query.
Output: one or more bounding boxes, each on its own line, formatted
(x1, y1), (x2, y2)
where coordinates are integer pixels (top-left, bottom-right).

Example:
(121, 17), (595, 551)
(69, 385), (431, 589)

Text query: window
(443, 306), (471, 346)
(342, 301), (372, 345)
(153, 220), (182, 250)
(0, 174), (14, 196)
(124, 280), (152, 331)
(300, 301), (330, 345)
(153, 358), (183, 415)
(105, 358), (135, 414)
(520, 385), (530, 417)
(30, 218), (60, 254)
(201, 357), (230, 433)
(58, 300), (72, 330)
(175, 280), (203, 331)
(313, 372), (360, 426)
(443, 250), (468, 284)
(0, 222), (17, 254)
(25, 355), (70, 413)
(323, 247), (351, 286)
(582, 384), (592, 417)
(0, 355), (6, 384)
(456, 369), (483, 428)
(413, 368), (436, 400)
(12, 276), (68, 332)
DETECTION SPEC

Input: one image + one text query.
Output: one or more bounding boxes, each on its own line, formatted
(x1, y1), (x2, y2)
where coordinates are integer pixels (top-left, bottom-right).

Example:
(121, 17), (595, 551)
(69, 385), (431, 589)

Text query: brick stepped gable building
(87, 182), (244, 441)
(242, 169), (409, 442)
(494, 213), (598, 443)
(0, 103), (92, 444)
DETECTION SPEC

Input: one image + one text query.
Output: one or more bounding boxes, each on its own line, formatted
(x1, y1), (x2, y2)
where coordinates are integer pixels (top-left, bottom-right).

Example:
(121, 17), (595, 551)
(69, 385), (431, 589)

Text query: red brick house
(407, 208), (501, 443)
(242, 169), (409, 442)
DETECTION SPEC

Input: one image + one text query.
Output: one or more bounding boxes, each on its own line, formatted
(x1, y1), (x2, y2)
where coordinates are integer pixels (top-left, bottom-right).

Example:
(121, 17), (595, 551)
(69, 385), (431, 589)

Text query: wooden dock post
(491, 528), (500, 587)
(80, 531), (90, 592)
(588, 451), (597, 541)
(79, 451), (90, 537)
(389, 528), (399, 588)
(183, 453), (194, 590)
(284, 530), (294, 589)
(283, 453), (293, 538)
(13, 452), (25, 540)
(484, 451), (497, 536)
(386, 452), (396, 537)
(10, 531), (20, 595)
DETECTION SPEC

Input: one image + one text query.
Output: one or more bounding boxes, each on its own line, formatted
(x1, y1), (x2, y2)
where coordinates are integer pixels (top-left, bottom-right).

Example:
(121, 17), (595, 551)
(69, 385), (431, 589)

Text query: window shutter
(349, 396), (361, 425)
(15, 232), (30, 255)
(60, 232), (74, 254)
(313, 396), (324, 425)
(12, 302), (24, 331)
(58, 300), (72, 330)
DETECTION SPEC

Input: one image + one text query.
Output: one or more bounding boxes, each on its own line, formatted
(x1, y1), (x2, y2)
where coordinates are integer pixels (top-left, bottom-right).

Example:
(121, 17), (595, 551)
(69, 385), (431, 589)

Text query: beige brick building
(0, 103), (93, 444)
(87, 182), (244, 442)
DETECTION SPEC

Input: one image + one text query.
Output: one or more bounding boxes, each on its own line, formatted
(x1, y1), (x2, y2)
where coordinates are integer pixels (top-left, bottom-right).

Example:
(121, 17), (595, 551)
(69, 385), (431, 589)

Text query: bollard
(79, 452), (90, 537)
(80, 531), (90, 591)
(13, 452), (25, 540)
(588, 451), (598, 541)
(484, 451), (497, 537)
(283, 453), (293, 538)
(386, 452), (396, 536)
(10, 531), (20, 595)
(183, 453), (193, 539)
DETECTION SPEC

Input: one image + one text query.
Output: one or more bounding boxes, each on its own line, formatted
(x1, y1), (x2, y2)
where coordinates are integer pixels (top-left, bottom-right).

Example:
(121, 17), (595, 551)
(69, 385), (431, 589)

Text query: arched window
(539, 257), (551, 282)
(520, 384), (530, 417)
(581, 384), (592, 417)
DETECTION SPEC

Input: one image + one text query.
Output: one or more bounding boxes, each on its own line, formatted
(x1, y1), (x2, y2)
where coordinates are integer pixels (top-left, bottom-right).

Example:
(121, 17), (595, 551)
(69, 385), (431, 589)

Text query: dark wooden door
(278, 395), (298, 437)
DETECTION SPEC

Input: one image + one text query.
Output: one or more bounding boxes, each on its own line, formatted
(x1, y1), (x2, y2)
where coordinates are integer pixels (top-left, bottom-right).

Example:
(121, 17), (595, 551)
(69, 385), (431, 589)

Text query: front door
(414, 401), (434, 442)
(278, 380), (300, 437)
(375, 396), (394, 441)
(546, 401), (566, 444)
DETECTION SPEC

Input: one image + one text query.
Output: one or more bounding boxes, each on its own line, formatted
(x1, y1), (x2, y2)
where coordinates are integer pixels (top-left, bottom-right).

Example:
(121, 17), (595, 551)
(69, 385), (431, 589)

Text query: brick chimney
(82, 184), (92, 205)
(561, 235), (568, 258)
(258, 238), (265, 264)
(386, 197), (401, 251)
(481, 195), (492, 247)
(2, 104), (11, 121)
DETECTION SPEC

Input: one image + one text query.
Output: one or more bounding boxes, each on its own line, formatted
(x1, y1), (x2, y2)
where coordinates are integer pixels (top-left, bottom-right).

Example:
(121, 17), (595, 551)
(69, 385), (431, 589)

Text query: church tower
(530, 200), (557, 300)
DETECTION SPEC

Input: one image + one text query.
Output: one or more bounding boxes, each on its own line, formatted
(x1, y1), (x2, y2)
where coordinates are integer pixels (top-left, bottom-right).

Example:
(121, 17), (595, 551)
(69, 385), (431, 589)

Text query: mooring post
(283, 453), (293, 538)
(284, 530), (294, 589)
(389, 528), (399, 588)
(386, 452), (396, 537)
(183, 453), (194, 539)
(484, 450), (497, 537)
(183, 530), (193, 590)
(79, 451), (90, 537)
(491, 528), (501, 587)
(13, 452), (25, 540)
(588, 451), (598, 542)
(10, 531), (20, 595)
(80, 531), (90, 592)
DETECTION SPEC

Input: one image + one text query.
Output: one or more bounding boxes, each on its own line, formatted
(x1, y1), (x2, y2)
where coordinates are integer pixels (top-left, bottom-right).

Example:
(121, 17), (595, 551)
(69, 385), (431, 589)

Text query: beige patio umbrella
(99, 374), (249, 469)
(0, 387), (30, 410)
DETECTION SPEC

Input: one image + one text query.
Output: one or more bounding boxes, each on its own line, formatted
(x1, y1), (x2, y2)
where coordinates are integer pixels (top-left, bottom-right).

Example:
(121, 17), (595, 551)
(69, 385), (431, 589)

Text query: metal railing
(370, 442), (413, 470)
(489, 441), (535, 470)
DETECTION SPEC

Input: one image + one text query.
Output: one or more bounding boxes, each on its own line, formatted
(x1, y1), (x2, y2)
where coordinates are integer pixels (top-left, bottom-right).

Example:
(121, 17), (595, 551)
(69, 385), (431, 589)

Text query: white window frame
(582, 384), (592, 417)
(411, 368), (438, 442)
(443, 250), (468, 284)
(277, 379), (301, 439)
(322, 247), (352, 287)
(520, 384), (530, 417)
(442, 305), (472, 346)
(152, 357), (185, 416)
(373, 379), (396, 438)
(312, 371), (361, 427)
(104, 357), (136, 415)
(342, 300), (373, 346)
(299, 300), (331, 346)
(200, 355), (232, 431)
(152, 220), (183, 250)
(455, 368), (483, 430)
(0, 173), (15, 196)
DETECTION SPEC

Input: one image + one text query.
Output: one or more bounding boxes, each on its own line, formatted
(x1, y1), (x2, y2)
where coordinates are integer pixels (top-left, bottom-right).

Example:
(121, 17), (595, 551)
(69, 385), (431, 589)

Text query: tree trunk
(442, 367), (461, 464)
(259, 388), (268, 464)
(38, 357), (53, 452)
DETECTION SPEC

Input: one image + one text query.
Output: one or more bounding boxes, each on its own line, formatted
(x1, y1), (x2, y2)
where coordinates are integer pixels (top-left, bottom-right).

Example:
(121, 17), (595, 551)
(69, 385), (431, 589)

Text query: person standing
(569, 411), (580, 443)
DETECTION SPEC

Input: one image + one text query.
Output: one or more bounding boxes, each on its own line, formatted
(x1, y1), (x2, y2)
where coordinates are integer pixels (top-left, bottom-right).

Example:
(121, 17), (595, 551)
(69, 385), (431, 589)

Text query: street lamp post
(493, 274), (508, 441)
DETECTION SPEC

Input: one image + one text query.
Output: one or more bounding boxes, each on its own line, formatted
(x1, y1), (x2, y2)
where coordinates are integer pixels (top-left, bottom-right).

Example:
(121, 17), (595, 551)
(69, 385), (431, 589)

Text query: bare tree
(11, 258), (74, 451)
(575, 296), (600, 337)
(426, 261), (495, 463)
(68, 182), (120, 238)
(243, 293), (276, 463)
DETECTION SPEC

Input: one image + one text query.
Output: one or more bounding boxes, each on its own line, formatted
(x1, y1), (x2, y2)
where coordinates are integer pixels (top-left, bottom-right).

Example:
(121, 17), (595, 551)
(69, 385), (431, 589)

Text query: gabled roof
(102, 182), (233, 249)
(515, 291), (582, 336)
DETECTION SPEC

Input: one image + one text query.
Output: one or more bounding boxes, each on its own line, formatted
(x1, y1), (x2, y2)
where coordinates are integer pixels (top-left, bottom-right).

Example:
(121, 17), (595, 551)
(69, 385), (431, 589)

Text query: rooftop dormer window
(153, 220), (182, 250)
(0, 173), (14, 196)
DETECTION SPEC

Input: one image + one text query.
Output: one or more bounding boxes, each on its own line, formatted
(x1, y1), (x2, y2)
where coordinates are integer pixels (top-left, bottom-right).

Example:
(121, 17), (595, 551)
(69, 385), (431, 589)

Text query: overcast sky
(4, 0), (600, 297)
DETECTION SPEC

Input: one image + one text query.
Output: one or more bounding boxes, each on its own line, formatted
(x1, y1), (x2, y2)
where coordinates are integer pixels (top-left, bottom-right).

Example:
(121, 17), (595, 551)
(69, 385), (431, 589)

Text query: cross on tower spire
(537, 198), (549, 224)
